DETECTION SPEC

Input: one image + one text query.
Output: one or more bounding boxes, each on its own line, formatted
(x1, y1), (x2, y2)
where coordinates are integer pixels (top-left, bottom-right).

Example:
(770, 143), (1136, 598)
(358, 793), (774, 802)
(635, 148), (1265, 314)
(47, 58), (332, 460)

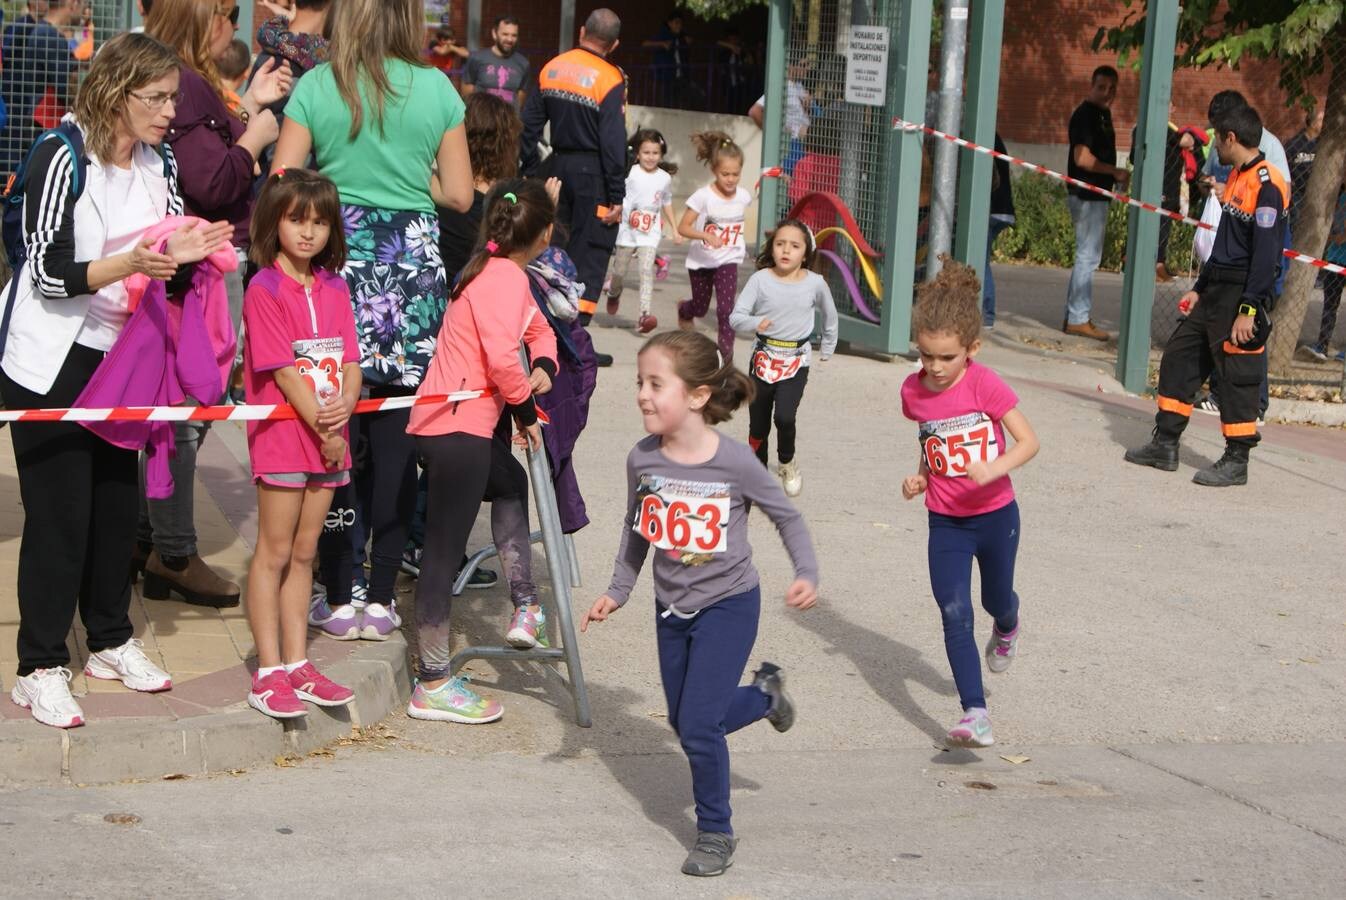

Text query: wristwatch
(1238, 303), (1258, 317)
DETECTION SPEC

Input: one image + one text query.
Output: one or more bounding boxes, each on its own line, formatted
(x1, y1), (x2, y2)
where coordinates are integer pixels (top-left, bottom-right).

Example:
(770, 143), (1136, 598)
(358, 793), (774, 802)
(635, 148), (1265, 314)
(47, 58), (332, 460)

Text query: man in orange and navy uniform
(520, 8), (626, 366)
(1126, 102), (1286, 487)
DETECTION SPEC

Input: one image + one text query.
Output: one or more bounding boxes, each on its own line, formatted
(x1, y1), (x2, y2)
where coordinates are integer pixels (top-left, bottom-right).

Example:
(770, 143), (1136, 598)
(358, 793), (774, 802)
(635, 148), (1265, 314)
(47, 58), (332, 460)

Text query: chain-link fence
(769, 0), (918, 324)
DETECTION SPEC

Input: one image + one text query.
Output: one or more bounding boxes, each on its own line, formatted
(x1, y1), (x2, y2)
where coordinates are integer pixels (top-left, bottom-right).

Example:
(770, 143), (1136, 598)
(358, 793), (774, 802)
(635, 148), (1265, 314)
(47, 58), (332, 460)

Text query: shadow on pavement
(794, 602), (955, 744)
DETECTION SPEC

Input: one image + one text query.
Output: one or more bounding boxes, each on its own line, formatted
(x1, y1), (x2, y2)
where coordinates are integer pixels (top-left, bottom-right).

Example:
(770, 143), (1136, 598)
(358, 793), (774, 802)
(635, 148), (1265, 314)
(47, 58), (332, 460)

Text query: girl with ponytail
(580, 329), (820, 877)
(404, 179), (559, 725)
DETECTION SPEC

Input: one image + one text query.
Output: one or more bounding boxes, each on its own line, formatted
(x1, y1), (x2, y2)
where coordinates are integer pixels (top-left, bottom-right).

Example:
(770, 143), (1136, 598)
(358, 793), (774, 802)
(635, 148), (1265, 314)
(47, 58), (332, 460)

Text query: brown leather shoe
(1155, 262), (1174, 282)
(1063, 320), (1111, 341)
(142, 551), (241, 608)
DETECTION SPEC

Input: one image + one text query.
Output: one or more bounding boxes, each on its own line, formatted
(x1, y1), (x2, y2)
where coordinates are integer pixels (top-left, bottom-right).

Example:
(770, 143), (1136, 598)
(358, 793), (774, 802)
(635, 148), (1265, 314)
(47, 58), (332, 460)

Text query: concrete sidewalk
(0, 422), (415, 785)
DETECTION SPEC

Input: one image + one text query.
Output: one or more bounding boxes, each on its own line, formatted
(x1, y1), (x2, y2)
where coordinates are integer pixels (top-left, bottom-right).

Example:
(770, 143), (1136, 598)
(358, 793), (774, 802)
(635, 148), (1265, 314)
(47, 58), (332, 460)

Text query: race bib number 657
(918, 412), (1000, 478)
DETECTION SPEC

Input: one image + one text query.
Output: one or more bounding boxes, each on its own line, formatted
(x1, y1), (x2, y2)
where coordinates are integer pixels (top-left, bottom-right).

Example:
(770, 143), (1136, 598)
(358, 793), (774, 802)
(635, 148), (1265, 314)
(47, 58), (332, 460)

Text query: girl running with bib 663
(581, 331), (819, 878)
(899, 259), (1039, 749)
(729, 218), (838, 497)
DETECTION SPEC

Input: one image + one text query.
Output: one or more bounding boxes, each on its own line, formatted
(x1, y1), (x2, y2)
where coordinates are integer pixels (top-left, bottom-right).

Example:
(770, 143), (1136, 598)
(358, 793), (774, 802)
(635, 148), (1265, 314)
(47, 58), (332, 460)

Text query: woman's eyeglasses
(129, 90), (183, 111)
(216, 5), (240, 27)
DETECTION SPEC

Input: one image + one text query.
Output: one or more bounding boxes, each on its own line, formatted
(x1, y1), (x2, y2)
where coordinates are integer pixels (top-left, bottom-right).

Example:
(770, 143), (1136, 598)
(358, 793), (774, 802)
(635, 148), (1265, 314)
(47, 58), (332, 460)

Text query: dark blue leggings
(656, 586), (771, 835)
(928, 500), (1021, 711)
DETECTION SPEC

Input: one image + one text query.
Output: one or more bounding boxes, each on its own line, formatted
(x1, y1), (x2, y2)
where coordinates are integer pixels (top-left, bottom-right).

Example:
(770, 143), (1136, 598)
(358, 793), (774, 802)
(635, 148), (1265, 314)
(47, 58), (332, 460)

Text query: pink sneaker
(248, 669), (306, 719)
(288, 662), (354, 707)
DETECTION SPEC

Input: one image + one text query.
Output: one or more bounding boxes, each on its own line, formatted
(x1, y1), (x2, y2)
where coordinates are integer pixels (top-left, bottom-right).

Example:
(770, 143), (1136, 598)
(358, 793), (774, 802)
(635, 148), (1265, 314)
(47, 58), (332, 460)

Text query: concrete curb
(0, 637), (412, 787)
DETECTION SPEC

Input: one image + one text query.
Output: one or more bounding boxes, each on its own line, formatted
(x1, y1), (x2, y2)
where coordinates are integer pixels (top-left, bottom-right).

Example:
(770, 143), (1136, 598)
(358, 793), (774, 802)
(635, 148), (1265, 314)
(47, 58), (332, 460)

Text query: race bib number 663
(918, 412), (1000, 478)
(633, 475), (730, 553)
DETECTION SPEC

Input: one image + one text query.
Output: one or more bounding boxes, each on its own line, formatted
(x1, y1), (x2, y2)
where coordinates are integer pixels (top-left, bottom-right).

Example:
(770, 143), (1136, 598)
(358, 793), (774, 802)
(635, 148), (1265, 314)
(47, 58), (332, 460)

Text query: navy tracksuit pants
(656, 586), (771, 835)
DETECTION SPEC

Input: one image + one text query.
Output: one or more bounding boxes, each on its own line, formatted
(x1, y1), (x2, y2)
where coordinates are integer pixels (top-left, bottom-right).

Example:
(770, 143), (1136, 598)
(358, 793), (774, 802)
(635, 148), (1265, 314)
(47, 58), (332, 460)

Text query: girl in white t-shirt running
(607, 128), (682, 334)
(677, 131), (753, 364)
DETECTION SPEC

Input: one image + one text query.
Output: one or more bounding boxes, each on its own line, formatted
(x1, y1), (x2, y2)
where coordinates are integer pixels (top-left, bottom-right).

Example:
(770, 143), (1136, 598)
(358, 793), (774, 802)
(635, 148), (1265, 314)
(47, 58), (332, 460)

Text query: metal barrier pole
(446, 348), (592, 727)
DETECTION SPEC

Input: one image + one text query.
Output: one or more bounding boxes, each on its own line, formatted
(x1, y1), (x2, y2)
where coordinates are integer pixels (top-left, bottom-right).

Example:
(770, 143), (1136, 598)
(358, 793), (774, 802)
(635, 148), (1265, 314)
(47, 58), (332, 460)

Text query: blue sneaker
(1302, 343), (1329, 362)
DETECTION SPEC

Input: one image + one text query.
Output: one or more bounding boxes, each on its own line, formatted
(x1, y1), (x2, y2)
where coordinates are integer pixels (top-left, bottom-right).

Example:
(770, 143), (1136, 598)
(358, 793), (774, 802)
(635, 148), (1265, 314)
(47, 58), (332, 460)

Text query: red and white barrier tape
(892, 117), (1346, 277)
(0, 389), (494, 424)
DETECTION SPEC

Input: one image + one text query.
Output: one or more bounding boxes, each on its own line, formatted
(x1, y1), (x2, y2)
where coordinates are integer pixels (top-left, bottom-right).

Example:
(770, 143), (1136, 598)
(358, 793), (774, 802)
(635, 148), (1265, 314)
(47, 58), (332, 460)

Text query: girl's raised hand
(580, 595), (620, 632)
(901, 474), (927, 500)
(544, 176), (562, 207)
(248, 57), (294, 106)
(128, 237), (178, 280)
(164, 220), (234, 265)
(785, 579), (817, 610)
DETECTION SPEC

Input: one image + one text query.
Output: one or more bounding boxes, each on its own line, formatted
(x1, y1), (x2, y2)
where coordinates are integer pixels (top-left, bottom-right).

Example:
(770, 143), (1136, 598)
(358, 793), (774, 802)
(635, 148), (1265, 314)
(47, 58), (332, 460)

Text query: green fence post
(1116, 0), (1180, 393)
(952, 0), (1004, 273)
(878, 0), (934, 354)
(758, 0), (789, 247)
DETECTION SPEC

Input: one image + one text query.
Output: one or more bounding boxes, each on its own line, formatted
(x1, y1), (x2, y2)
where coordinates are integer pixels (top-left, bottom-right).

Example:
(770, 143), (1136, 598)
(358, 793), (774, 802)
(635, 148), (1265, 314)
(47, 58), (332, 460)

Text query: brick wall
(1000, 0), (1321, 150)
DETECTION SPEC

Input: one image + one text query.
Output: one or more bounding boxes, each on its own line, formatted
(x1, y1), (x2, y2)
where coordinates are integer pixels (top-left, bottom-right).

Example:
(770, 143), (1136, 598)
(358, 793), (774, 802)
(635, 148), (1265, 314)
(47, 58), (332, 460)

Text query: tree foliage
(1094, 1), (1344, 109)
(680, 0), (769, 20)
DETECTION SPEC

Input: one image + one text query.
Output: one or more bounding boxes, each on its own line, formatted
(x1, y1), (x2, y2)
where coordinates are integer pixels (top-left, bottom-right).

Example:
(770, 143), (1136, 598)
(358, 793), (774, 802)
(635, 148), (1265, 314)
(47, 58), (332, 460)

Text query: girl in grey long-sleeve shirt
(581, 330), (819, 877)
(729, 219), (838, 496)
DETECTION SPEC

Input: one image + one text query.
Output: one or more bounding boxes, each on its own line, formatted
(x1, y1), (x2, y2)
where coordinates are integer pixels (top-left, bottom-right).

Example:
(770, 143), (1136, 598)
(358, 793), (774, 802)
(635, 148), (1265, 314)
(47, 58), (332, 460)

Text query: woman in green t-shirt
(272, 0), (472, 635)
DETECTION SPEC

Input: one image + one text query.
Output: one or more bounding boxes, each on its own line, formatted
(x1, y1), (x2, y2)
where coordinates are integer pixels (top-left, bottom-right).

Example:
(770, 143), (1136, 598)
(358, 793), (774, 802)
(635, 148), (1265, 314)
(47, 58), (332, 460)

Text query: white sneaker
(84, 638), (172, 692)
(778, 460), (802, 497)
(946, 707), (994, 748)
(11, 667), (85, 728)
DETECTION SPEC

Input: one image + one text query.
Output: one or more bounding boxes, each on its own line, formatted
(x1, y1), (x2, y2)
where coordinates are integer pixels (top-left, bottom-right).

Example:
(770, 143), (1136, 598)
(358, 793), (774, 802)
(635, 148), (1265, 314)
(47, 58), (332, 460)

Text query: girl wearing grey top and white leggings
(729, 218), (838, 498)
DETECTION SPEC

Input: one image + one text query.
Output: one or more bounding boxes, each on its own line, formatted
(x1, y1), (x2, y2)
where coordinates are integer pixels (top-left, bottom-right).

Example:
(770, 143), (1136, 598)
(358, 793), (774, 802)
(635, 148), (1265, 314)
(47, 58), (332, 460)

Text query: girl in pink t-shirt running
(899, 259), (1040, 749)
(242, 169), (363, 720)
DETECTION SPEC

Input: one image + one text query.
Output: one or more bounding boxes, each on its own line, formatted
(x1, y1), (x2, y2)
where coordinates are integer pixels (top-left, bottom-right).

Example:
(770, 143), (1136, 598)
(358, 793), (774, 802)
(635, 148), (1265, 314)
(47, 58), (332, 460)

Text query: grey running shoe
(681, 831), (737, 877)
(984, 622), (1020, 673)
(752, 662), (794, 733)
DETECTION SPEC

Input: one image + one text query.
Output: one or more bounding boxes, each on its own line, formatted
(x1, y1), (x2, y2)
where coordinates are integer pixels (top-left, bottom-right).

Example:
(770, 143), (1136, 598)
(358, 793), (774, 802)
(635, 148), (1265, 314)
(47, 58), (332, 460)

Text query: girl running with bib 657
(582, 331), (818, 878)
(899, 260), (1039, 749)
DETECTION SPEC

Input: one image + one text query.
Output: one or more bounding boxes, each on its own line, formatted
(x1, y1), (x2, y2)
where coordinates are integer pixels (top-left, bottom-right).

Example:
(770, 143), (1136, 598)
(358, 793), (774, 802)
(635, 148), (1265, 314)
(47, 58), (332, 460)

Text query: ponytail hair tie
(486, 240), (499, 253)
(503, 192), (518, 204)
(275, 167), (285, 179)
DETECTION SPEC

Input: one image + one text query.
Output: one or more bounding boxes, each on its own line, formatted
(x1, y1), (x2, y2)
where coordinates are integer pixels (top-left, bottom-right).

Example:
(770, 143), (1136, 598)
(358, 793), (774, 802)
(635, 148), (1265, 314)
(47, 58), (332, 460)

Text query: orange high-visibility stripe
(1222, 421), (1258, 437)
(1157, 395), (1193, 416)
(1222, 340), (1265, 355)
(578, 298), (598, 315)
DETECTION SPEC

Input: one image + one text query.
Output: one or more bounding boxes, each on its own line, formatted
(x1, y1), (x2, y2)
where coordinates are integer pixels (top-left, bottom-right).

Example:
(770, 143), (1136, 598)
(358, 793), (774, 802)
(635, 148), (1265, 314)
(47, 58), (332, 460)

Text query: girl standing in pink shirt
(899, 260), (1039, 749)
(242, 169), (362, 719)
(406, 180), (558, 725)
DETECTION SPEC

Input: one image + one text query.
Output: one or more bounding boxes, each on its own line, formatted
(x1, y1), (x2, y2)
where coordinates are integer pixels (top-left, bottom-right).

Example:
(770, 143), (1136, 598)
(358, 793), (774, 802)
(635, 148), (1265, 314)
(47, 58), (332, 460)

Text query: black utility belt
(1201, 264), (1251, 286)
(553, 148), (599, 156)
(755, 336), (809, 349)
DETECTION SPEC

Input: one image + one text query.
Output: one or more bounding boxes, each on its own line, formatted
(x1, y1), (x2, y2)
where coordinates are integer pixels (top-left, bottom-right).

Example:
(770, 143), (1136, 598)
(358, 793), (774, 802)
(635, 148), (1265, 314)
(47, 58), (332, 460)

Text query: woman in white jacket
(0, 32), (231, 729)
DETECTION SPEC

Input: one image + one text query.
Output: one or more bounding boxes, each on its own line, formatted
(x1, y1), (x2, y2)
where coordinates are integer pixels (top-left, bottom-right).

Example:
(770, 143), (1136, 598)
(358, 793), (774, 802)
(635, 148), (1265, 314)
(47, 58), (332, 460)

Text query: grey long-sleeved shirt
(606, 433), (820, 615)
(729, 269), (839, 359)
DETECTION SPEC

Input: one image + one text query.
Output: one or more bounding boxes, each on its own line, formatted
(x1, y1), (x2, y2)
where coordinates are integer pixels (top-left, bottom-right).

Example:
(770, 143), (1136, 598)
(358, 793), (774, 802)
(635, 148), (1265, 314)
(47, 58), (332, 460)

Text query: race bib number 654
(918, 412), (1000, 477)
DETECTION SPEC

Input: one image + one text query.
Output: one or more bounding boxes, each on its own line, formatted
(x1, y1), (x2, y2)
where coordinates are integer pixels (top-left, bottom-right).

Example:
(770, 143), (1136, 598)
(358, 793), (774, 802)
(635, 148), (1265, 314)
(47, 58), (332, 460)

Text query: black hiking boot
(752, 662), (795, 733)
(1192, 444), (1249, 487)
(1123, 429), (1179, 471)
(681, 831), (737, 876)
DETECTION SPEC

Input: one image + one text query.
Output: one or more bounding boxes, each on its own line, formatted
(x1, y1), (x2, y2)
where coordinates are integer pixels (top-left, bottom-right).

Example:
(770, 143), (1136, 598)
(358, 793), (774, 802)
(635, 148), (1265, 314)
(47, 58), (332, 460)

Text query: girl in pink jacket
(406, 180), (558, 725)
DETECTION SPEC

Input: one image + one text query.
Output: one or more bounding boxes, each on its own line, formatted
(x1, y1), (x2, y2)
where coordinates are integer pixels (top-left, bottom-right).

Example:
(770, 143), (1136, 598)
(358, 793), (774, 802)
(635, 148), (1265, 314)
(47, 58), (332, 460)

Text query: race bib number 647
(918, 412), (1000, 477)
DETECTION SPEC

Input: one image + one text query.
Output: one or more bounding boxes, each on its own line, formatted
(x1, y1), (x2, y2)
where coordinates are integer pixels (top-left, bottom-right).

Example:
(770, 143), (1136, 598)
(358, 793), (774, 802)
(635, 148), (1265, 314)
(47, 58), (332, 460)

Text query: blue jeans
(928, 500), (1021, 711)
(983, 216), (1014, 324)
(656, 586), (771, 835)
(1066, 195), (1108, 326)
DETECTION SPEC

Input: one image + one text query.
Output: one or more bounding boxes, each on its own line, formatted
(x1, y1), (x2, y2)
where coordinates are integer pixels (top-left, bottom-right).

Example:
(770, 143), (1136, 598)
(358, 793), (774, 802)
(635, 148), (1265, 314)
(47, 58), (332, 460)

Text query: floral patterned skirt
(339, 204), (447, 388)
